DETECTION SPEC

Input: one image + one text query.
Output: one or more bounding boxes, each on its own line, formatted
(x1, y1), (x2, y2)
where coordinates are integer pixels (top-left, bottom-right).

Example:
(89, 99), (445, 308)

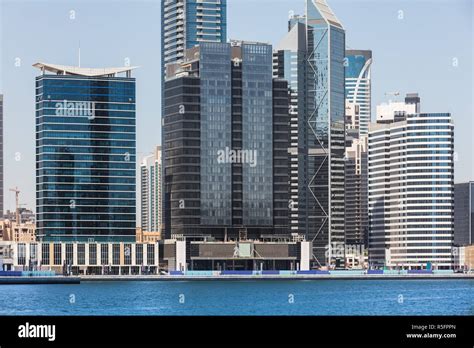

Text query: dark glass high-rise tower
(273, 0), (346, 268)
(0, 94), (3, 217)
(163, 41), (289, 240)
(34, 63), (137, 242)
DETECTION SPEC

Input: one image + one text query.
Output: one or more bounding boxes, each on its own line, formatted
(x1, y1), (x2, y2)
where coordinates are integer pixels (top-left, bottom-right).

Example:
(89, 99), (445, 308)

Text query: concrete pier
(0, 276), (80, 284)
(79, 273), (474, 282)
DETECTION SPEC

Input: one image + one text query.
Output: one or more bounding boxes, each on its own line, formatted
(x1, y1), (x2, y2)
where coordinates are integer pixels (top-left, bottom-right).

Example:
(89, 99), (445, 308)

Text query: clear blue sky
(0, 0), (472, 212)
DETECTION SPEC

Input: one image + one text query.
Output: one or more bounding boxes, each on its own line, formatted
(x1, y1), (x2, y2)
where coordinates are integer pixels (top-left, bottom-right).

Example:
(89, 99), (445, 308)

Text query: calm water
(0, 279), (472, 315)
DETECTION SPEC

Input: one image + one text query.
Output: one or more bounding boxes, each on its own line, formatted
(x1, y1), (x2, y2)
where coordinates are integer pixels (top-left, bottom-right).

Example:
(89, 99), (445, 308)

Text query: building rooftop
(310, 0), (344, 29)
(33, 62), (138, 77)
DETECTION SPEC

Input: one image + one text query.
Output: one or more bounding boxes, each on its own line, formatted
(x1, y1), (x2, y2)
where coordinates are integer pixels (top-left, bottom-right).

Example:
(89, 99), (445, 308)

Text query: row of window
(18, 243), (155, 266)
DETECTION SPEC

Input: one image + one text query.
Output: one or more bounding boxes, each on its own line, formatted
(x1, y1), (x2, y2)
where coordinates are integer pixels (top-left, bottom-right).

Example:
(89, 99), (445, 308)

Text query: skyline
(0, 0), (472, 213)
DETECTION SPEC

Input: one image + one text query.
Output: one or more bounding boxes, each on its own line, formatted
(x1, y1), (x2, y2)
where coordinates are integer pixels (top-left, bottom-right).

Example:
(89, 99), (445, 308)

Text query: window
(124, 243), (132, 265)
(54, 243), (62, 265)
(66, 244), (73, 265)
(89, 244), (97, 265)
(30, 243), (37, 263)
(77, 244), (85, 265)
(113, 244), (120, 265)
(18, 243), (26, 265)
(147, 244), (155, 265)
(101, 244), (109, 265)
(42, 244), (50, 265)
(136, 244), (143, 265)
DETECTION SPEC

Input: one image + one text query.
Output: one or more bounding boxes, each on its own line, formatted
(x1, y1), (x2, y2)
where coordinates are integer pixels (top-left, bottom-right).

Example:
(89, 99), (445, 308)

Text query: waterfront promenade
(1, 270), (472, 284)
(80, 271), (474, 282)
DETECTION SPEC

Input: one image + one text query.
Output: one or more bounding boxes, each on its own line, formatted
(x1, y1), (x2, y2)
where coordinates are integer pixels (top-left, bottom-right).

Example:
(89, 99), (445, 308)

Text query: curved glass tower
(345, 50), (372, 136)
(34, 63), (137, 242)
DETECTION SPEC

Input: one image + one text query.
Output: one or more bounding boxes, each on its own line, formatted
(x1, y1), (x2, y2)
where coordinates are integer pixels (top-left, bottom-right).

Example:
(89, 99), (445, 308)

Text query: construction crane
(9, 187), (20, 224)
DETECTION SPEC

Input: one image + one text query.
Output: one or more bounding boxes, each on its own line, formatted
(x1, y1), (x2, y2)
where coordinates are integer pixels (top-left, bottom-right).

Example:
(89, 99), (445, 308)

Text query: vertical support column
(61, 243), (66, 265)
(37, 242), (42, 267)
(176, 241), (186, 272)
(25, 243), (30, 269)
(85, 243), (90, 266)
(143, 244), (148, 267)
(132, 244), (136, 266)
(300, 241), (311, 271)
(73, 243), (78, 266)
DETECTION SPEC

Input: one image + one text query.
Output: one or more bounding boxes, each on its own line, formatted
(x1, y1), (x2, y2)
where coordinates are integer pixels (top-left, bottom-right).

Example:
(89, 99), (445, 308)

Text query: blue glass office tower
(34, 63), (137, 242)
(274, 0), (346, 268)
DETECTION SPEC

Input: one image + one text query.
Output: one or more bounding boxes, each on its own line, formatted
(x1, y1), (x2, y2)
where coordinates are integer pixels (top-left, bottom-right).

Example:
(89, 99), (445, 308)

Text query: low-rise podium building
(1, 241), (159, 275)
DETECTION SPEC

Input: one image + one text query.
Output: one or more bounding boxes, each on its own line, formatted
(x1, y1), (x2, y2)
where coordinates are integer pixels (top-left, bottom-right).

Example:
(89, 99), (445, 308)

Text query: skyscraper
(34, 63), (137, 242)
(343, 50), (372, 250)
(454, 182), (473, 246)
(273, 0), (346, 268)
(0, 94), (3, 217)
(368, 94), (454, 269)
(345, 50), (372, 136)
(344, 132), (368, 247)
(161, 0), (227, 83)
(141, 146), (163, 233)
(163, 41), (289, 240)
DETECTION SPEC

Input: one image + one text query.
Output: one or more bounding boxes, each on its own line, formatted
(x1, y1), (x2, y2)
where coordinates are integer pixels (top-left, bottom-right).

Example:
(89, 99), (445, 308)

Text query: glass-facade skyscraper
(369, 95), (454, 269)
(0, 94), (3, 217)
(273, 0), (346, 268)
(140, 146), (162, 233)
(161, 0), (227, 84)
(34, 63), (137, 242)
(344, 50), (372, 249)
(163, 41), (289, 240)
(345, 50), (372, 136)
(454, 182), (474, 246)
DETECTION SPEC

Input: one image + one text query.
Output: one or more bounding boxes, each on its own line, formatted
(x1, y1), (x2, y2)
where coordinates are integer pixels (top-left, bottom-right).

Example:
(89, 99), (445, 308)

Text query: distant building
(4, 208), (35, 224)
(343, 50), (372, 250)
(369, 94), (454, 269)
(454, 245), (474, 271)
(375, 93), (420, 123)
(345, 50), (372, 136)
(0, 220), (35, 242)
(454, 182), (473, 246)
(136, 227), (161, 244)
(33, 63), (137, 243)
(161, 0), (227, 80)
(140, 146), (162, 233)
(344, 132), (368, 247)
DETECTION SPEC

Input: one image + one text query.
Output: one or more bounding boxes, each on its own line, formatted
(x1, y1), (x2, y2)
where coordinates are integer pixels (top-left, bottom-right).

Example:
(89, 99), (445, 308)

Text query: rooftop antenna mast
(9, 187), (20, 224)
(384, 91), (400, 102)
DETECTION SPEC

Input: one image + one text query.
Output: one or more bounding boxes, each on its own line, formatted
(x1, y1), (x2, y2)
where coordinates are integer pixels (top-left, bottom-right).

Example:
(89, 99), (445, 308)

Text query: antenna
(9, 187), (20, 224)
